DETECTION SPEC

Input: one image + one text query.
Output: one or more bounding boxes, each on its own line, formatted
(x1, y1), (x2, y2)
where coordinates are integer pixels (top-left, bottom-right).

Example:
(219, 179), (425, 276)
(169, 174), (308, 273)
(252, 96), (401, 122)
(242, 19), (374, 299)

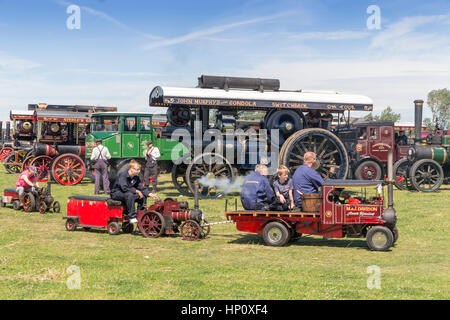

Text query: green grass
(0, 166), (449, 300)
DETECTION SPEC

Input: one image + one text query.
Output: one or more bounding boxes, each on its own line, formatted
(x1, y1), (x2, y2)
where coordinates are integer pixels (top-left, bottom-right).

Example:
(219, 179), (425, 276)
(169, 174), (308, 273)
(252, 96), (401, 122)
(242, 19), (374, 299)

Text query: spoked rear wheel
(279, 128), (349, 180)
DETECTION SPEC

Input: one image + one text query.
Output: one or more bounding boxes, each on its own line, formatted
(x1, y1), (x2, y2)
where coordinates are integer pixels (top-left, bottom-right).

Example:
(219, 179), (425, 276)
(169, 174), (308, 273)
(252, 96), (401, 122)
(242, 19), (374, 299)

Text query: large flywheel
(279, 128), (349, 180)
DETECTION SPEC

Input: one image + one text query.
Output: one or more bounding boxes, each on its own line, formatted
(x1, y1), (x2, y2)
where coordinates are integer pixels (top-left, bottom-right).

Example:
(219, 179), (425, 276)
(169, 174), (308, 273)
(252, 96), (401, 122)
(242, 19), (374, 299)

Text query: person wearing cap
(144, 140), (160, 193)
(91, 138), (112, 195)
(15, 165), (39, 206)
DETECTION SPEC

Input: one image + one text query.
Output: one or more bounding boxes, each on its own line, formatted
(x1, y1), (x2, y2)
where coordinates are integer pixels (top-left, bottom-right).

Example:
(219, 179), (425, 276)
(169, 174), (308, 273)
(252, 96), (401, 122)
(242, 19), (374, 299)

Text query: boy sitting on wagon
(272, 165), (294, 211)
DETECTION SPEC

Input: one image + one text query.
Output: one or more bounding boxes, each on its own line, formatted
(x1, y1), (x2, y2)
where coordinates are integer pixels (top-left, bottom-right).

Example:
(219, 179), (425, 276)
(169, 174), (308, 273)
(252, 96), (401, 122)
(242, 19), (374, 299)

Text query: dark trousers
(144, 164), (158, 192)
(94, 159), (110, 194)
(111, 191), (147, 219)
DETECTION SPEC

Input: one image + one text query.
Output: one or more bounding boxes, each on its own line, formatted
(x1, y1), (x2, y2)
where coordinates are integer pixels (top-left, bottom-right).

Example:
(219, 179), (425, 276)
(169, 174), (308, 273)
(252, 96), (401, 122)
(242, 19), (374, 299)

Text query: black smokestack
(414, 100), (424, 144)
(5, 121), (11, 141)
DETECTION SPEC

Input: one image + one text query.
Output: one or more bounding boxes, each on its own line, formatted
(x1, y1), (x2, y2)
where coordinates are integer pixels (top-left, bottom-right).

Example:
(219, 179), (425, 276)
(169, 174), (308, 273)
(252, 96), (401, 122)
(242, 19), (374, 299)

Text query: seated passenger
(272, 165), (294, 211)
(110, 160), (157, 224)
(15, 165), (39, 206)
(396, 130), (408, 145)
(240, 164), (275, 210)
(292, 152), (324, 209)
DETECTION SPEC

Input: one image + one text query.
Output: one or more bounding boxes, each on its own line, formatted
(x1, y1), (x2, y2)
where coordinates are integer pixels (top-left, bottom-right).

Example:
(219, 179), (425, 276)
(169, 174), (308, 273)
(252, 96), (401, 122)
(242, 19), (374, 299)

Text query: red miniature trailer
(63, 196), (134, 235)
(226, 179), (398, 251)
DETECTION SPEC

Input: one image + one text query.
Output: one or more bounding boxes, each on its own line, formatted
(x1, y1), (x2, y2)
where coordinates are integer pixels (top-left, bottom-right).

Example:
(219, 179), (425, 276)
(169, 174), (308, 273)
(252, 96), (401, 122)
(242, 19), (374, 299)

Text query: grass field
(0, 166), (449, 300)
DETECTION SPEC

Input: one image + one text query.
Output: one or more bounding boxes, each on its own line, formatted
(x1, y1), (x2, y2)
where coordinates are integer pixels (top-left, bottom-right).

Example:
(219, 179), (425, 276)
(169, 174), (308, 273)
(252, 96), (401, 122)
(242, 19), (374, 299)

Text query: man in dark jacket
(111, 160), (152, 224)
(240, 164), (275, 210)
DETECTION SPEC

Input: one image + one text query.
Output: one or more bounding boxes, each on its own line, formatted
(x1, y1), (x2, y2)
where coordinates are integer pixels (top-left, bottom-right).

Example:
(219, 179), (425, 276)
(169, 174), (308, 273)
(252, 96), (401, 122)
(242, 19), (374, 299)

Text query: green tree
(373, 106), (401, 122)
(427, 88), (450, 130)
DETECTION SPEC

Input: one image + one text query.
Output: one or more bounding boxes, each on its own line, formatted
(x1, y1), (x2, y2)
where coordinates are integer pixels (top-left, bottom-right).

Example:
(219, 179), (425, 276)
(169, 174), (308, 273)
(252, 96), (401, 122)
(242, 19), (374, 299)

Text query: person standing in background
(91, 138), (111, 195)
(144, 140), (160, 193)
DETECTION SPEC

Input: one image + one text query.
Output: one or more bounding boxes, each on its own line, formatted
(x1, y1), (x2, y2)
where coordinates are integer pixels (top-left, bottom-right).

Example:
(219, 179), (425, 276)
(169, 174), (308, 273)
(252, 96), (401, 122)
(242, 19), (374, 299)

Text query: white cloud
(0, 52), (42, 72)
(144, 11), (292, 49)
(370, 14), (450, 49)
(291, 30), (371, 41)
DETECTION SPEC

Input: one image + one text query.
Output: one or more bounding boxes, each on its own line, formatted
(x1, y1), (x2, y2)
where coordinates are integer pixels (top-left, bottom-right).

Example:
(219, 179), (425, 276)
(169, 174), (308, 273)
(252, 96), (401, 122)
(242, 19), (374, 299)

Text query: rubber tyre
(12, 200), (21, 210)
(262, 221), (290, 247)
(122, 223), (134, 234)
(366, 226), (394, 251)
(391, 226), (399, 244)
(354, 160), (383, 180)
(65, 219), (77, 232)
(107, 222), (120, 236)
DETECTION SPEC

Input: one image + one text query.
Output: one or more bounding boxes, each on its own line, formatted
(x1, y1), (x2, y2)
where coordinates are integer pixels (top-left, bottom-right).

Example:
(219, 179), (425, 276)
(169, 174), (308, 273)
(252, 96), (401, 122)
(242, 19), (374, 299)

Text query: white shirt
(91, 145), (112, 161)
(146, 146), (161, 160)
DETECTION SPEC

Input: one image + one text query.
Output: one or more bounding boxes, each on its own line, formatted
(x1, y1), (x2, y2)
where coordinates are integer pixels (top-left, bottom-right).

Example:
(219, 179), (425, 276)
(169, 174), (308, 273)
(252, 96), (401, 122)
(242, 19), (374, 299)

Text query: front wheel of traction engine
(409, 159), (444, 192)
(180, 220), (201, 241)
(354, 160), (383, 180)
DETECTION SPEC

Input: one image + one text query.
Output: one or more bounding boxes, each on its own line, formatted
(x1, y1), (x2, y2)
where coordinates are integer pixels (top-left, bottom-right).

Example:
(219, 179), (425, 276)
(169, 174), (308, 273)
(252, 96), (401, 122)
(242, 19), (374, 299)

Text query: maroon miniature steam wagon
(226, 179), (398, 251)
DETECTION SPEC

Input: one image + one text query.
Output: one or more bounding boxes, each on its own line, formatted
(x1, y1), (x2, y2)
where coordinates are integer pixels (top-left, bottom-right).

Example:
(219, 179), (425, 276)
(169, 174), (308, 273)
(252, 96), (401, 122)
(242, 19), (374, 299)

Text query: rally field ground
(0, 167), (449, 300)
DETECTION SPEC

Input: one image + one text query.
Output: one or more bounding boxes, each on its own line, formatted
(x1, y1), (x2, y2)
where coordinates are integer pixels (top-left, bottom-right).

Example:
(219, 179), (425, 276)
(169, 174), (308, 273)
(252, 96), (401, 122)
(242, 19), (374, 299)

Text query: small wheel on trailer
(65, 219), (77, 232)
(180, 220), (201, 241)
(12, 200), (21, 211)
(262, 221), (290, 247)
(107, 221), (121, 235)
(52, 201), (61, 213)
(0, 199), (5, 207)
(122, 223), (134, 234)
(366, 226), (394, 251)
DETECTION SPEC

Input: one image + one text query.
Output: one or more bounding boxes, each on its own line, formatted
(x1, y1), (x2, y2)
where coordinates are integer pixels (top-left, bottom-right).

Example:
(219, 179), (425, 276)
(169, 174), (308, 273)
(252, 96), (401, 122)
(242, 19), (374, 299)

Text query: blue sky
(0, 0), (449, 122)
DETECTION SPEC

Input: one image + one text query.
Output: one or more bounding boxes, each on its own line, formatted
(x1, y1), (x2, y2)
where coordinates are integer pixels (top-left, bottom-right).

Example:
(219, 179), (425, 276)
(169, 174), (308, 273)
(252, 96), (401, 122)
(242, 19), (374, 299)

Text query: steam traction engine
(400, 100), (450, 192)
(2, 110), (35, 174)
(150, 75), (374, 198)
(24, 104), (117, 185)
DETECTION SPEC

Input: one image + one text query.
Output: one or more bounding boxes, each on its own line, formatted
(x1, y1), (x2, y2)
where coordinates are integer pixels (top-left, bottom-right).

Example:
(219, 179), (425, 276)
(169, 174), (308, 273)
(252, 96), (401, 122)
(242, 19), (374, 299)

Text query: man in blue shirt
(292, 152), (324, 208)
(241, 164), (275, 210)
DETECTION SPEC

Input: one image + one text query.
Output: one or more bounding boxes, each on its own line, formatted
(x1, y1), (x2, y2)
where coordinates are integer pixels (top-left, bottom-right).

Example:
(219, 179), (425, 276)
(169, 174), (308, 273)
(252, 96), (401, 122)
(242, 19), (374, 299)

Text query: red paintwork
(227, 184), (386, 240)
(356, 124), (411, 165)
(2, 189), (19, 205)
(66, 198), (124, 228)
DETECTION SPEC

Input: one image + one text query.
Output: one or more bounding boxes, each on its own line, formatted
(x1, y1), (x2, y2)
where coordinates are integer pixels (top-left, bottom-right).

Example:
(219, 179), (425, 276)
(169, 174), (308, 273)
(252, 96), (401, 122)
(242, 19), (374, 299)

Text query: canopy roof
(323, 179), (385, 187)
(34, 110), (91, 123)
(149, 86), (373, 112)
(10, 110), (35, 120)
